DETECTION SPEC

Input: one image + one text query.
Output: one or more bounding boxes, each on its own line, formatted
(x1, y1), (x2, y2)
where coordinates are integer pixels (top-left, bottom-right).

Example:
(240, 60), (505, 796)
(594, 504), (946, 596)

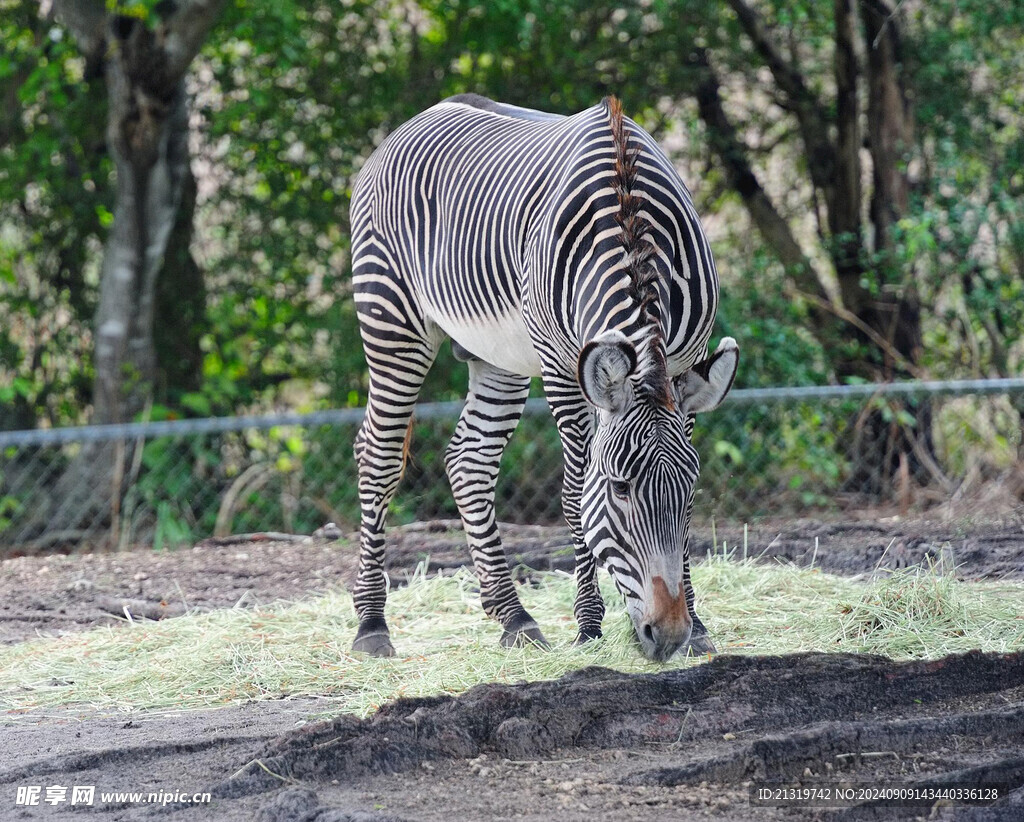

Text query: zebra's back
(350, 96), (717, 379)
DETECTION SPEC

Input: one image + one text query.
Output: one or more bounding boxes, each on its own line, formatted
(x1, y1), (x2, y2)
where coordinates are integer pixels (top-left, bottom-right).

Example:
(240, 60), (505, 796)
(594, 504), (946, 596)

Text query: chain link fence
(1, 379), (1022, 556)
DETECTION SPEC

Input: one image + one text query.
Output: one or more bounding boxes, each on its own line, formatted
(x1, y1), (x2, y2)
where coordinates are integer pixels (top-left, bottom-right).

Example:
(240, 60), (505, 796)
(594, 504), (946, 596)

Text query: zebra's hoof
(353, 631), (395, 658)
(500, 625), (550, 650)
(684, 632), (717, 656)
(573, 626), (603, 645)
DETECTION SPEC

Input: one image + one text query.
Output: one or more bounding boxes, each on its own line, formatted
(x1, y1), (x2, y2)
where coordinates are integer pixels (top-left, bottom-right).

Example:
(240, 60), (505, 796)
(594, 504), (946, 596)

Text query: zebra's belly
(430, 308), (544, 377)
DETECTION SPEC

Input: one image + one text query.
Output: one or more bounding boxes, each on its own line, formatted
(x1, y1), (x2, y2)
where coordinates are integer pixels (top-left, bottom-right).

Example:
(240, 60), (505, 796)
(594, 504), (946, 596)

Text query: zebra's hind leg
(445, 360), (548, 649)
(352, 331), (440, 658)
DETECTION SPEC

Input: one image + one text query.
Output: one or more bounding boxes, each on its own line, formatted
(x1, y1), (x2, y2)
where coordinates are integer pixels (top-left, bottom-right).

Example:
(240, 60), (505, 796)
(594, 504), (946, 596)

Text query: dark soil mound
(3, 651), (1021, 820)
(214, 650), (1024, 821)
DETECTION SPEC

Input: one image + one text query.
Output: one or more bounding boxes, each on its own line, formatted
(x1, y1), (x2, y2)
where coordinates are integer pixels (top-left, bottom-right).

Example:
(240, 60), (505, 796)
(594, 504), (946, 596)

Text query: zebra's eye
(609, 478), (631, 499)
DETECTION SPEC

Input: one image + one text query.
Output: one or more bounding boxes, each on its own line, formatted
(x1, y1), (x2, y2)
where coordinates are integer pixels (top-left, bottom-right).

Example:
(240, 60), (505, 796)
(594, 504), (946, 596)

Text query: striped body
(349, 95), (736, 660)
(353, 97), (717, 378)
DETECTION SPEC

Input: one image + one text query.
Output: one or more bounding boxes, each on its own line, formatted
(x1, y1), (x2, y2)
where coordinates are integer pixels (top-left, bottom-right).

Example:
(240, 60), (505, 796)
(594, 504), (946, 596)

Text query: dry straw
(1, 555), (1021, 718)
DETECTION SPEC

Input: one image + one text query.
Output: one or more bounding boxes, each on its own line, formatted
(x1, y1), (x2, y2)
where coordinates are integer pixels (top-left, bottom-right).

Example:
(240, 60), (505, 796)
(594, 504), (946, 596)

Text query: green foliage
(693, 398), (861, 518)
(2, 2), (1021, 553)
(121, 434), (222, 548)
(0, 491), (19, 532)
(0, 3), (108, 428)
(193, 1), (441, 410)
(897, 1), (1024, 377)
(716, 250), (827, 387)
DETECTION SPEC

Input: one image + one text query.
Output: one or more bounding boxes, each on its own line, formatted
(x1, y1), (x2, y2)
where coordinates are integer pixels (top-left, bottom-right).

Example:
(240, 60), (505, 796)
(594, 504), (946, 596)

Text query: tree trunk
(845, 0), (933, 497)
(94, 67), (190, 425)
(687, 49), (830, 309)
(15, 2), (223, 547)
(831, 0), (866, 355)
(861, 0), (922, 377)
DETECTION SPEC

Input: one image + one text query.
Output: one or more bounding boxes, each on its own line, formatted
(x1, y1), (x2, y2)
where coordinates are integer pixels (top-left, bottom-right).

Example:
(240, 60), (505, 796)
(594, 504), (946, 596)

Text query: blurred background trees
(0, 0), (1021, 533)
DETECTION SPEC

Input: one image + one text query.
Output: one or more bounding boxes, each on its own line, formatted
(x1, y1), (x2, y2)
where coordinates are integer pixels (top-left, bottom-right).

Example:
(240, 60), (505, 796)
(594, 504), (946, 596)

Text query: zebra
(348, 93), (738, 662)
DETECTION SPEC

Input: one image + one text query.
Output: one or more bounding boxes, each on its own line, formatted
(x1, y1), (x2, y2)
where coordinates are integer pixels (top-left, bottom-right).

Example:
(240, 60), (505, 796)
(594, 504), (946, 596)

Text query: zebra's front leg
(683, 544), (716, 655)
(445, 360), (547, 648)
(548, 389), (605, 643)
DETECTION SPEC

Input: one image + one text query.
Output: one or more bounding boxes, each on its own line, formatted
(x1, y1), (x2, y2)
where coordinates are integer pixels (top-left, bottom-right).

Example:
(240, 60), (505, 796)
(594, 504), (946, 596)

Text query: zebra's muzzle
(637, 576), (693, 662)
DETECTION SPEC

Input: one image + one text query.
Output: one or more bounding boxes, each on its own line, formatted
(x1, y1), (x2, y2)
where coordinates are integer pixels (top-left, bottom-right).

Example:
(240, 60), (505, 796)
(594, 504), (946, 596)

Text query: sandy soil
(2, 517), (1023, 820)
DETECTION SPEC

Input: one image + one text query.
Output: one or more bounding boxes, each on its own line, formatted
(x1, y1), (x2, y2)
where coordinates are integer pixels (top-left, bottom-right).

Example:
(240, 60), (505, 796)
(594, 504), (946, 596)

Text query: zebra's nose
(641, 576), (692, 661)
(641, 618), (691, 661)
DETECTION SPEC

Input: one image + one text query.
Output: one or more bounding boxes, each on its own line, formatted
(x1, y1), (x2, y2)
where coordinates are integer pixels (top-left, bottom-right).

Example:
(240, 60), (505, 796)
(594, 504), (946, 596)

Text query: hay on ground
(1, 555), (1021, 717)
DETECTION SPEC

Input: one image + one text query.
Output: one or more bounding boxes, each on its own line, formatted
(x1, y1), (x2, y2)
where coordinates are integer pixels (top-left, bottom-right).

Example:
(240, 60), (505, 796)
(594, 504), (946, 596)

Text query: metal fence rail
(2, 379), (1022, 555)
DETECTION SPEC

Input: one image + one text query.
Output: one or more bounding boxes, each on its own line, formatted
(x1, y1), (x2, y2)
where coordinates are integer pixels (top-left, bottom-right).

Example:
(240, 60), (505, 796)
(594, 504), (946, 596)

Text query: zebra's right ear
(674, 337), (739, 414)
(578, 331), (638, 414)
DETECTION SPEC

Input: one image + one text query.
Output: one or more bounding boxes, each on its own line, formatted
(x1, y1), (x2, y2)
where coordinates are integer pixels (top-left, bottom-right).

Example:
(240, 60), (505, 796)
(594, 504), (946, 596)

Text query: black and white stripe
(347, 93), (736, 660)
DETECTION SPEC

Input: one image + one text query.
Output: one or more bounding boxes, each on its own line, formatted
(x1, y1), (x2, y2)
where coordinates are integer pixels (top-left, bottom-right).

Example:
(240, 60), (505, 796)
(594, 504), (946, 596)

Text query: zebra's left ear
(674, 337), (739, 414)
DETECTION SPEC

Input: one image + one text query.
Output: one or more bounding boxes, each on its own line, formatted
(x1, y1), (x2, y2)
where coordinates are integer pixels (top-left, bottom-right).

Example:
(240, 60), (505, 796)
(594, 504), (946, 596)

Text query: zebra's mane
(606, 96), (673, 409)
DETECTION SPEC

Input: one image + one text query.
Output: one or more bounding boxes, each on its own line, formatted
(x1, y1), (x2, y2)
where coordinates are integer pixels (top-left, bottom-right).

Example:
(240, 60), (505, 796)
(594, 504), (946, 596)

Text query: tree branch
(51, 0), (107, 58)
(725, 0), (838, 220)
(789, 286), (925, 379)
(156, 0), (227, 80)
(726, 0), (808, 105)
(687, 48), (829, 306)
(108, 0), (226, 102)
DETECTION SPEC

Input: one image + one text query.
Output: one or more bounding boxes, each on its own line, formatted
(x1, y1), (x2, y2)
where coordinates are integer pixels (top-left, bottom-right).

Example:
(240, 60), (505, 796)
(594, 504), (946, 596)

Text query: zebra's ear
(578, 331), (638, 414)
(674, 337), (738, 414)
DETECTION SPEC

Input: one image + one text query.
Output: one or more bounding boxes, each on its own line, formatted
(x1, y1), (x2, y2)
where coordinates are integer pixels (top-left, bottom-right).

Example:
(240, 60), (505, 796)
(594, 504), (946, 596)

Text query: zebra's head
(577, 332), (738, 661)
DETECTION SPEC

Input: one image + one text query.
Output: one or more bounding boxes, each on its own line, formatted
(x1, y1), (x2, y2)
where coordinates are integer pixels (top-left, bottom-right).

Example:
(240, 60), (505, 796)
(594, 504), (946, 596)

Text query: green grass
(1, 556), (1022, 718)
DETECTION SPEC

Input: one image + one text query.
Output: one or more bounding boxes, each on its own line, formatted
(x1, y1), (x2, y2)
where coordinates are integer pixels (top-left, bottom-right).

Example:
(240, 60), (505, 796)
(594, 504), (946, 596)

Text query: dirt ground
(2, 516), (1023, 820)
